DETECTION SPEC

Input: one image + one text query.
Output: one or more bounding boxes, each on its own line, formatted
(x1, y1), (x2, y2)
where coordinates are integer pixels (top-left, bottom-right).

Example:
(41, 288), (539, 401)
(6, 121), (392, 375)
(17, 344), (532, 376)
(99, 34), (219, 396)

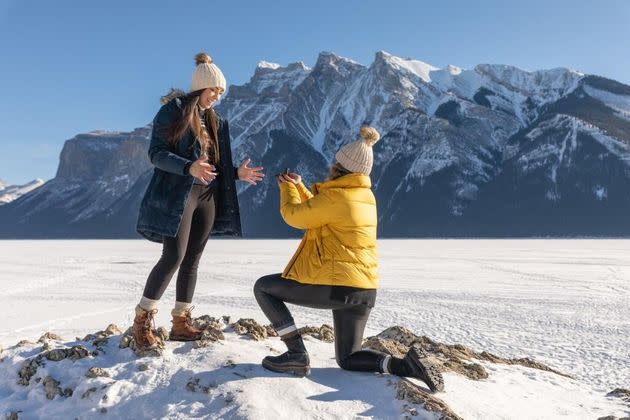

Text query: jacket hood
(313, 173), (372, 192)
(160, 88), (186, 105)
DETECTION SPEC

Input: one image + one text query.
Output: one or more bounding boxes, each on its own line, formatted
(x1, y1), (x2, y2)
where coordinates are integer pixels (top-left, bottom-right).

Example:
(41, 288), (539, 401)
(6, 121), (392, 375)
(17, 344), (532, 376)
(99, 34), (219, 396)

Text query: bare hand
(189, 158), (217, 185)
(238, 158), (265, 185)
(282, 172), (301, 184)
(276, 173), (300, 186)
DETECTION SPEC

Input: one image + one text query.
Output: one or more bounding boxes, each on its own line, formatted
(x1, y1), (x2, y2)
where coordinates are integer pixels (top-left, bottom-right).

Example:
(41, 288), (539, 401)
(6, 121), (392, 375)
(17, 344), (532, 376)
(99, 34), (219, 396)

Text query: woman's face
(199, 87), (224, 109)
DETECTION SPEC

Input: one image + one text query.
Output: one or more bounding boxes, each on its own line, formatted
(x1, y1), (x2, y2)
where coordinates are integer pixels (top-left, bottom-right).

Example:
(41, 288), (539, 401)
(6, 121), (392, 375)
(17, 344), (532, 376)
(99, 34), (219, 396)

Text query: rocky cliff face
(0, 128), (151, 237)
(1, 51), (629, 238)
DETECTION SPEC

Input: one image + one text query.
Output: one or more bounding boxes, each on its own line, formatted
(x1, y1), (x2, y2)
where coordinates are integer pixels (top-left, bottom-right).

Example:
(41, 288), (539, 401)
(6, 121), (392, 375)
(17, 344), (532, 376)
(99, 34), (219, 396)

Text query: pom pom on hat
(195, 53), (213, 66)
(360, 126), (380, 146)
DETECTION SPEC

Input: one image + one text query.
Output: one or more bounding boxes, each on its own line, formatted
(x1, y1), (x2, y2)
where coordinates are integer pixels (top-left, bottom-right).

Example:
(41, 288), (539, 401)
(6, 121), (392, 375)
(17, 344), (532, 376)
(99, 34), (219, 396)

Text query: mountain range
(1, 51), (629, 238)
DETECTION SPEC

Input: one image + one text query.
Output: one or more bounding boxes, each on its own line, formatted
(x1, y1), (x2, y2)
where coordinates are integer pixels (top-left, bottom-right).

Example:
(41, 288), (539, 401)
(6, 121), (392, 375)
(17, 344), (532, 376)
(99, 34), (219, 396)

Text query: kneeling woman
(254, 127), (444, 391)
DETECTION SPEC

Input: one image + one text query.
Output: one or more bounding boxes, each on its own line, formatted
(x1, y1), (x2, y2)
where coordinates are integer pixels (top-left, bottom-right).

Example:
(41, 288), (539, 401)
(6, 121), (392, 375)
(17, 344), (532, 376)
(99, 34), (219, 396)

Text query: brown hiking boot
(170, 307), (202, 341)
(133, 306), (158, 349)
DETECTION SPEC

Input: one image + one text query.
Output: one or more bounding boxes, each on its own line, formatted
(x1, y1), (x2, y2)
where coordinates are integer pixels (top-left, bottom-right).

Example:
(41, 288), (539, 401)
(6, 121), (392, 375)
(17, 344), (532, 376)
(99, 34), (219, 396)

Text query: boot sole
(406, 347), (445, 392)
(262, 358), (311, 377)
(169, 335), (201, 342)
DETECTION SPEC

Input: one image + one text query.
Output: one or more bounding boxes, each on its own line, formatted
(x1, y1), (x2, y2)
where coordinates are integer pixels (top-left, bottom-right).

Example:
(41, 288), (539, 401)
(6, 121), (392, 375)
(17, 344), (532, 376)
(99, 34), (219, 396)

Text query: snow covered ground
(0, 239), (628, 419)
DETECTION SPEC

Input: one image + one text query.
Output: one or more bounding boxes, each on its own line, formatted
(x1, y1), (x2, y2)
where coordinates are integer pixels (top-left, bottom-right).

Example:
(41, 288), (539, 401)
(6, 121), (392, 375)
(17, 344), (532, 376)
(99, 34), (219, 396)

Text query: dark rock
(37, 332), (64, 343)
(191, 315), (226, 347)
(396, 379), (462, 420)
(86, 367), (110, 378)
(299, 324), (334, 342)
(81, 387), (98, 399)
(231, 318), (269, 341)
(42, 376), (62, 400)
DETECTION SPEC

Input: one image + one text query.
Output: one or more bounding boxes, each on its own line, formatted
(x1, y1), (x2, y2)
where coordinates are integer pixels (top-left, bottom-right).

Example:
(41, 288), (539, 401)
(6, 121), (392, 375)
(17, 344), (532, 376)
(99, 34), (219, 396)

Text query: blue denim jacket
(136, 96), (242, 242)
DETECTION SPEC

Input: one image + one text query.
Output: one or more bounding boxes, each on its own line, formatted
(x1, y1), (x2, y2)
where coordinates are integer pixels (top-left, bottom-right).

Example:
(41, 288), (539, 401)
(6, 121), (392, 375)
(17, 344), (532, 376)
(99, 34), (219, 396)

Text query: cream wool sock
(136, 296), (159, 315)
(171, 301), (193, 317)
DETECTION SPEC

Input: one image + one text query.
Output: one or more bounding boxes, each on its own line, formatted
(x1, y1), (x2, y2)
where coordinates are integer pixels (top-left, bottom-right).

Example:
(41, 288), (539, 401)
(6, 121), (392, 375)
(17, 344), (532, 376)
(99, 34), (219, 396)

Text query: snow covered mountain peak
(241, 60), (312, 96)
(473, 63), (583, 100)
(256, 60), (281, 70)
(374, 50), (438, 83)
(312, 51), (364, 76)
(0, 178), (45, 205)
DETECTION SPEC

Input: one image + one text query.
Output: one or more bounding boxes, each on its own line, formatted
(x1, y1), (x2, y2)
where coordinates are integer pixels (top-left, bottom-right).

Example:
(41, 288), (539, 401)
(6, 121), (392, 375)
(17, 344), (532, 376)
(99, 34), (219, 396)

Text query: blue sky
(1, 0), (629, 184)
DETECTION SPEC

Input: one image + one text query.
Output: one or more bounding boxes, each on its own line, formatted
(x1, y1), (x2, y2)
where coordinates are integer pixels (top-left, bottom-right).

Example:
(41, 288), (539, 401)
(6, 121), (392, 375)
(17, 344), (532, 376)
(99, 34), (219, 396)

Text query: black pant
(143, 185), (217, 303)
(253, 273), (386, 372)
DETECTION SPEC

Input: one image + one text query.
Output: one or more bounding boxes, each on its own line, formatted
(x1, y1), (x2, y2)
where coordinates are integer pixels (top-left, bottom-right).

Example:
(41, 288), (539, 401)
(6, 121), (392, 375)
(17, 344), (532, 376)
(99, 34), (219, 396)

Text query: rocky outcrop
(396, 379), (462, 420)
(299, 324), (335, 342)
(0, 127), (151, 238)
(362, 326), (571, 381)
(18, 345), (91, 386)
(230, 318), (277, 341)
(3, 318), (618, 419)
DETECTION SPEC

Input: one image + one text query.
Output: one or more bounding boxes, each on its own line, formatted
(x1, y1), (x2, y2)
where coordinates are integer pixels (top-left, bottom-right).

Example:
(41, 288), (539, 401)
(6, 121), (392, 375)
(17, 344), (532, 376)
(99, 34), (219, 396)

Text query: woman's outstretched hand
(189, 157), (217, 185)
(238, 158), (265, 185)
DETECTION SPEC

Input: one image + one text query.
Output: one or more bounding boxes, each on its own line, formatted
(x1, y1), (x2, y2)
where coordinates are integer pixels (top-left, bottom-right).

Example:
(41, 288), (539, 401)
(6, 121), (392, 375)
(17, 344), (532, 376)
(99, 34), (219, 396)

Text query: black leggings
(253, 273), (386, 372)
(143, 184), (217, 303)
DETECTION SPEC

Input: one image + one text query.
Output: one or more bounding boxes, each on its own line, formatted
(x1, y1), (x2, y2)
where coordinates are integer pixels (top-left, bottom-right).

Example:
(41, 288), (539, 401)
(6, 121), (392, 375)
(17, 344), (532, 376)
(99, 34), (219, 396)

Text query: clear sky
(1, 0), (629, 184)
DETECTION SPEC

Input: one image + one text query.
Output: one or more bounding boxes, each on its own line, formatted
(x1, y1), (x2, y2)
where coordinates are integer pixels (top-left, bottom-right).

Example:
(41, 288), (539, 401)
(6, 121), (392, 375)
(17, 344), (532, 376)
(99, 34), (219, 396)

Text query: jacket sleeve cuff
(234, 166), (239, 180)
(183, 160), (193, 176)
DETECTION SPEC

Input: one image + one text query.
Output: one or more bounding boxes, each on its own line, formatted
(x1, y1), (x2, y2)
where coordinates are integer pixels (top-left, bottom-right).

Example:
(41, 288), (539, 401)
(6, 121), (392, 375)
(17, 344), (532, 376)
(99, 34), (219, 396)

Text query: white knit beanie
(191, 52), (227, 92)
(334, 127), (381, 175)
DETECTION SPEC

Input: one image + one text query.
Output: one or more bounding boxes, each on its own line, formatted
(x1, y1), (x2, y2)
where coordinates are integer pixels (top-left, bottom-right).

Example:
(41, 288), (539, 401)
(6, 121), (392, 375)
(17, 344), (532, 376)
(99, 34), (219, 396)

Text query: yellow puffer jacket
(279, 173), (378, 289)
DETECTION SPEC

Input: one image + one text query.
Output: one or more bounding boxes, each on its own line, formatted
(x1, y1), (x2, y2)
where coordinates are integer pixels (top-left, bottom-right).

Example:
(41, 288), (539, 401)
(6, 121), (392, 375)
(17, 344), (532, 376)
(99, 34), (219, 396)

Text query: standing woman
(134, 53), (264, 348)
(253, 127), (444, 392)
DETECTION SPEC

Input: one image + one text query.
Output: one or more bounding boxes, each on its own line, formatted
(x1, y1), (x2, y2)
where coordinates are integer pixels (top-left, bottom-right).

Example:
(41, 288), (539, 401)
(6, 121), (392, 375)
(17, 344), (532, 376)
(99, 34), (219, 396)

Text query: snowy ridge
(584, 84), (630, 114)
(250, 61), (310, 94)
(0, 179), (45, 205)
(520, 114), (630, 175)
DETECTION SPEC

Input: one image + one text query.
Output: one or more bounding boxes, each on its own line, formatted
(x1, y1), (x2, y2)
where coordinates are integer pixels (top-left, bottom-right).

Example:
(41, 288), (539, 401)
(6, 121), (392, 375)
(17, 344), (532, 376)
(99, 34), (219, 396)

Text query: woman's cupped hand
(277, 172), (301, 186)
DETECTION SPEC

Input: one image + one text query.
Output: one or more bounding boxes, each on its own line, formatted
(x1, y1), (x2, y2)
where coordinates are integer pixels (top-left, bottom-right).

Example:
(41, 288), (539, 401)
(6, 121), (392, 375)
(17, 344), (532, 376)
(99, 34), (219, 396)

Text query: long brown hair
(162, 89), (220, 164)
(326, 161), (352, 181)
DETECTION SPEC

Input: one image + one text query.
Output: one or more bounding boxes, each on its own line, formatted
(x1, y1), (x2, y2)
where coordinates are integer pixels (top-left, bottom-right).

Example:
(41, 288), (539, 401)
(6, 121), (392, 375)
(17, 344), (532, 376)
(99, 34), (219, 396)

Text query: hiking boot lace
(142, 309), (157, 333)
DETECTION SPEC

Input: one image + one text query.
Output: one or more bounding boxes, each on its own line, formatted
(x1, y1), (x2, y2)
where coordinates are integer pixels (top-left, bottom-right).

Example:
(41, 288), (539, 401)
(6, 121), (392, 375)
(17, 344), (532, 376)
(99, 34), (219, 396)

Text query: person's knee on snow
(335, 354), (353, 371)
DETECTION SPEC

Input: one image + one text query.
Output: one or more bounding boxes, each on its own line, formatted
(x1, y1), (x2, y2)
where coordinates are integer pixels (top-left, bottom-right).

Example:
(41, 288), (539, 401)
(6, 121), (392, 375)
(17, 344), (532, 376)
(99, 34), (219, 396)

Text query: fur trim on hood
(160, 88), (186, 105)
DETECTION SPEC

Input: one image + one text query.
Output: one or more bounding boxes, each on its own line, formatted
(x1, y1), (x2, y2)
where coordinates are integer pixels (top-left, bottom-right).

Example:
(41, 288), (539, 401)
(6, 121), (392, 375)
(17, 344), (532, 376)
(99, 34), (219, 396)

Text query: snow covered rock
(85, 367), (110, 379)
(230, 318), (277, 341)
(396, 379), (462, 420)
(1, 319), (627, 419)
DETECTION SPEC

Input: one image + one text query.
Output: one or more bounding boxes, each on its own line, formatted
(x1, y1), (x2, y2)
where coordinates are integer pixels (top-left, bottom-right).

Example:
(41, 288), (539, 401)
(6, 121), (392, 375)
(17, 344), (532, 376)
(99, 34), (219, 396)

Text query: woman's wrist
(183, 161), (194, 176)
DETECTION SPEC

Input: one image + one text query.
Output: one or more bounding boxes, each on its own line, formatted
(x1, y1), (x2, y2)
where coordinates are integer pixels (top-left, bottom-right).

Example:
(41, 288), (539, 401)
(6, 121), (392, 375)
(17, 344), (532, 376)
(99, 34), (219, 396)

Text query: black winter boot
(262, 334), (310, 377)
(388, 347), (445, 392)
